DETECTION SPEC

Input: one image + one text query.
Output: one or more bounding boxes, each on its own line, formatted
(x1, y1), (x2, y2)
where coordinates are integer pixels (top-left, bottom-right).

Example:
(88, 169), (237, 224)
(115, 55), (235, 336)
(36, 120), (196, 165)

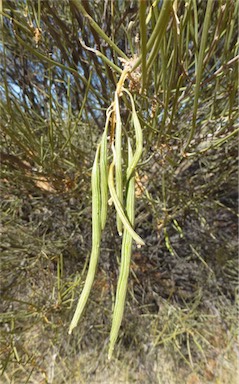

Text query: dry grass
(0, 178), (238, 384)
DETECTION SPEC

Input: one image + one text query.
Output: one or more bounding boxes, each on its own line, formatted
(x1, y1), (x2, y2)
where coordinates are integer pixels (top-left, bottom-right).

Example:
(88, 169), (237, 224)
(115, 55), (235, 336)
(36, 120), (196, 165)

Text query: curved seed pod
(114, 91), (123, 235)
(108, 145), (144, 246)
(69, 144), (101, 335)
(123, 88), (143, 181)
(100, 107), (112, 230)
(108, 139), (135, 360)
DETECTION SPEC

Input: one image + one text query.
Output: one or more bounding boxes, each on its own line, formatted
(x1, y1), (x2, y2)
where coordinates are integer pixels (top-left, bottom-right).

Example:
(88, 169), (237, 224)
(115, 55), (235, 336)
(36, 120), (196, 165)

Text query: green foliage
(0, 0), (238, 381)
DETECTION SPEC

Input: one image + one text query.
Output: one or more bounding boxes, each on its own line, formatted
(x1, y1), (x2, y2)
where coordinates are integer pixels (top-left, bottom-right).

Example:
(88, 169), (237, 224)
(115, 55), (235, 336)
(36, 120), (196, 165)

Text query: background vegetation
(0, 0), (238, 383)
